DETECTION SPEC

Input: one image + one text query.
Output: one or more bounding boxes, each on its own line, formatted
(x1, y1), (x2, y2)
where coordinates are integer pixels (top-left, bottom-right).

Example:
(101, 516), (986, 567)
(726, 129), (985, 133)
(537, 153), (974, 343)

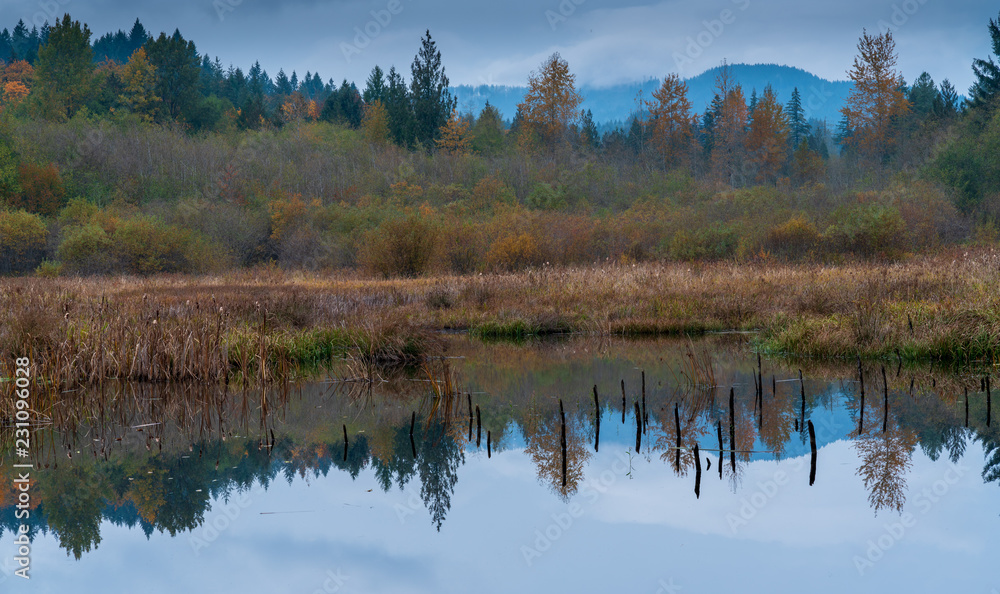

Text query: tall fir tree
(786, 87), (810, 148)
(363, 65), (386, 104)
(409, 31), (456, 148)
(33, 14), (94, 120)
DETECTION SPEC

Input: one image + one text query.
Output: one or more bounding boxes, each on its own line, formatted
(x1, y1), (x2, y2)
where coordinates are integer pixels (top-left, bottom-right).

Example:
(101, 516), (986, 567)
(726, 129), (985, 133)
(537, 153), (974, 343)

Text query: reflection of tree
(654, 400), (708, 476)
(416, 419), (464, 531)
(855, 430), (916, 515)
(524, 412), (591, 500)
(39, 465), (109, 560)
(983, 438), (1000, 485)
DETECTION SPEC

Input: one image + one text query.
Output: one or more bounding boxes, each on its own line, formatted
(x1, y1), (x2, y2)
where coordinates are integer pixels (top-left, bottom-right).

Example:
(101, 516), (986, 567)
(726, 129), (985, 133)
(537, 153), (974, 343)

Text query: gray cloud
(1, 0), (996, 92)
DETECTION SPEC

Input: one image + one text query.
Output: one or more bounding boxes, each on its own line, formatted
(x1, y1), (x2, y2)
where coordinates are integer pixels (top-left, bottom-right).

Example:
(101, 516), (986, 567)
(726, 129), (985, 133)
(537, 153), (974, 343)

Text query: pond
(1, 335), (998, 593)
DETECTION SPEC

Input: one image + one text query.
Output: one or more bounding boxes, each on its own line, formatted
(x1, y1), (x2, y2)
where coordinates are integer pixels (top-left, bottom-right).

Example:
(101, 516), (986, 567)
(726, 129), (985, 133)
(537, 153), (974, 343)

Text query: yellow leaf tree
(435, 109), (473, 155)
(841, 30), (910, 163)
(119, 48), (160, 121)
(361, 99), (390, 146)
(645, 73), (696, 169)
(517, 52), (583, 152)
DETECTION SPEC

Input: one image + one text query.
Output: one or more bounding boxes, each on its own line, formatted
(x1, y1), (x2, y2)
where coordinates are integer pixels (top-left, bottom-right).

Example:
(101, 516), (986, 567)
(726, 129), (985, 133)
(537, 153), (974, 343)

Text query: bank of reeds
(2, 249), (999, 391)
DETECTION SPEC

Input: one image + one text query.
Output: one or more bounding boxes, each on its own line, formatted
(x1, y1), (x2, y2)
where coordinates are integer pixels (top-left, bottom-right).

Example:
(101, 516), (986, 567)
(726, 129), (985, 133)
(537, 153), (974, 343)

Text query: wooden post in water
(693, 443), (702, 499)
(858, 357), (865, 434)
(410, 411), (417, 458)
(621, 379), (626, 424)
(593, 385), (601, 453)
(808, 419), (817, 486)
(559, 399), (567, 487)
(965, 387), (969, 428)
(716, 420), (724, 480)
(674, 403), (681, 471)
(468, 393), (473, 441)
(988, 376), (992, 428)
(799, 369), (806, 433)
(634, 401), (642, 453)
(757, 353), (762, 398)
(487, 430), (492, 459)
(476, 405), (482, 447)
(882, 366), (888, 433)
(642, 371), (648, 431)
(729, 387), (736, 474)
(343, 424), (349, 462)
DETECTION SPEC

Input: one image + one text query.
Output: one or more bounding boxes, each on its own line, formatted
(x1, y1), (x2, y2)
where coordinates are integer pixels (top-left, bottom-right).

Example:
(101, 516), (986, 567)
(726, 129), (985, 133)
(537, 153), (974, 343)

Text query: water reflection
(2, 335), (1000, 564)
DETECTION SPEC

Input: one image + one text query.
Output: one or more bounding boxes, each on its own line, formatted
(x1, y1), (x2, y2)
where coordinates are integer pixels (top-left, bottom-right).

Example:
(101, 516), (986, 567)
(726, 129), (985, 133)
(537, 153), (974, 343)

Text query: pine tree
(361, 99), (390, 145)
(410, 31), (455, 148)
(144, 29), (201, 121)
(275, 69), (292, 96)
(907, 72), (936, 116)
(786, 87), (810, 148)
(471, 101), (505, 155)
(363, 65), (386, 104)
(970, 11), (1000, 110)
(385, 66), (414, 147)
(580, 108), (599, 150)
(933, 79), (960, 118)
(119, 48), (160, 121)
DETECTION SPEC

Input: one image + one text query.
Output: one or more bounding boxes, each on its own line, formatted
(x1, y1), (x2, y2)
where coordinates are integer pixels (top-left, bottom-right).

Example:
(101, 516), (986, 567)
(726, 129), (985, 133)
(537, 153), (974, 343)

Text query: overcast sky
(4, 0), (997, 92)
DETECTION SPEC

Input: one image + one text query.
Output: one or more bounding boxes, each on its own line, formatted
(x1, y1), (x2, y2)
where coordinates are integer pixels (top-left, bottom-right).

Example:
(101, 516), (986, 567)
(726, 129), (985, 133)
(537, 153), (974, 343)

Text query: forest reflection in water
(1, 335), (998, 562)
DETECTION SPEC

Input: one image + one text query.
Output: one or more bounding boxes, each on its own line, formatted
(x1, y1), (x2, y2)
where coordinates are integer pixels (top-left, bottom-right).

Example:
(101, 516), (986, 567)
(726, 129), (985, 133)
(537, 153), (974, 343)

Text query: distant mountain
(451, 63), (851, 129)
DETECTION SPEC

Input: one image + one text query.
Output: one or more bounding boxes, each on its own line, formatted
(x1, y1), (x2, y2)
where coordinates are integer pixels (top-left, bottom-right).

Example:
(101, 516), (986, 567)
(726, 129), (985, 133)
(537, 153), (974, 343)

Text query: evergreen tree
(471, 101), (505, 155)
(33, 14), (94, 120)
(363, 65), (386, 104)
(933, 79), (960, 118)
(274, 69), (292, 96)
(970, 11), (1000, 110)
(786, 87), (810, 148)
(409, 30), (456, 148)
(580, 108), (599, 150)
(144, 29), (200, 121)
(385, 66), (414, 147)
(289, 70), (298, 92)
(907, 72), (937, 116)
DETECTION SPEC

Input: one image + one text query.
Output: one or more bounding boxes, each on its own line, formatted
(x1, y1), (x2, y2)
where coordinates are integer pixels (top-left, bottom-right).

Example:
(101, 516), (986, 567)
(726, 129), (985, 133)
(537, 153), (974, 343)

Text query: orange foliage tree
(15, 162), (66, 216)
(645, 73), (696, 169)
(517, 52), (583, 152)
(745, 85), (789, 183)
(435, 109), (473, 155)
(841, 30), (910, 163)
(361, 99), (390, 145)
(119, 48), (160, 121)
(710, 63), (749, 184)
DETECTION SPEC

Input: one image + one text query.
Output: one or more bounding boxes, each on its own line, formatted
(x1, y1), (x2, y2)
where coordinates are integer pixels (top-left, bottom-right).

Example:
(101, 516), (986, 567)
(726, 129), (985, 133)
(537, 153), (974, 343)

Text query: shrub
(668, 224), (739, 261)
(14, 162), (66, 216)
(823, 201), (907, 259)
(763, 216), (821, 260)
(57, 223), (114, 274)
(0, 209), (47, 274)
(360, 214), (438, 277)
(485, 232), (542, 271)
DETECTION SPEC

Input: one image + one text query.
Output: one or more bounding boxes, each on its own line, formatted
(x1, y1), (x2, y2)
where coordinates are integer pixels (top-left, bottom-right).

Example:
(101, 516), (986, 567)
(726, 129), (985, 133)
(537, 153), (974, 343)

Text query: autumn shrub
(763, 216), (821, 260)
(360, 214), (439, 277)
(471, 175), (516, 210)
(525, 182), (567, 210)
(11, 162), (65, 216)
(822, 201), (907, 259)
(0, 209), (47, 274)
(112, 217), (215, 274)
(57, 223), (115, 274)
(439, 218), (485, 274)
(668, 223), (739, 261)
(485, 232), (543, 271)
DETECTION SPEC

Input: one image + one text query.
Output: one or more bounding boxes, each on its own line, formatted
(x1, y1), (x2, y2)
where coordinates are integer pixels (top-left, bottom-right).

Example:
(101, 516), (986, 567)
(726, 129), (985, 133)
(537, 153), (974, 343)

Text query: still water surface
(1, 336), (998, 593)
